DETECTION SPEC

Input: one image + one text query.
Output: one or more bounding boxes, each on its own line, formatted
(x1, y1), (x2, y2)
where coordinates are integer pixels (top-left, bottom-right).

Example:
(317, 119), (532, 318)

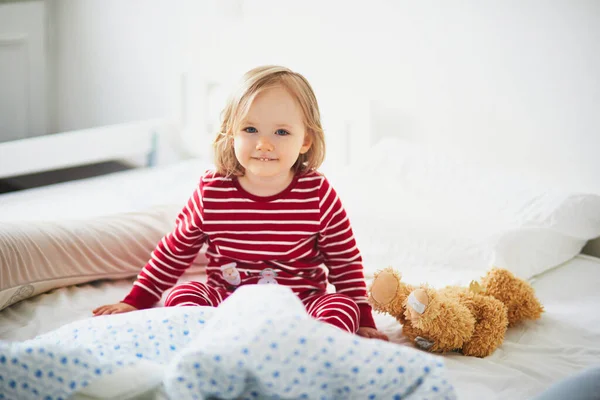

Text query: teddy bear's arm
(368, 268), (415, 325)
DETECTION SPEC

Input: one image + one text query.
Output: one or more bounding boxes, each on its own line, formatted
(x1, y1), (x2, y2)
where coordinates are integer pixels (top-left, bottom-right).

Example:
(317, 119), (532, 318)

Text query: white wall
(359, 1), (600, 189)
(47, 0), (174, 133)
(47, 0), (243, 134)
(47, 0), (600, 189)
(0, 1), (47, 141)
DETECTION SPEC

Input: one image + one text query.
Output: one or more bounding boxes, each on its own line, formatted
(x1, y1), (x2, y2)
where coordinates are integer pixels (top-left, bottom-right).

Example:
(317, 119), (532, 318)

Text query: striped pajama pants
(164, 282), (361, 333)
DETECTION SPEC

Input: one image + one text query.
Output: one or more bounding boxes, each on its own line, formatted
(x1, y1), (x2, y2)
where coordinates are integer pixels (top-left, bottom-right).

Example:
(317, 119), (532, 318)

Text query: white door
(0, 1), (47, 142)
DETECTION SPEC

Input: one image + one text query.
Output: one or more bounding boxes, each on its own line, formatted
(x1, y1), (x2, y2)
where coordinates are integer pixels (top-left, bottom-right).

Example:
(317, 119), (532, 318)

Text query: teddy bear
(368, 267), (544, 357)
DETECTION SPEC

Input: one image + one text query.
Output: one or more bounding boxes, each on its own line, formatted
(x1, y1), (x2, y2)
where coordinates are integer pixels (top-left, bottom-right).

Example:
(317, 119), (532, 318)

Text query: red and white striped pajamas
(122, 170), (376, 332)
(164, 282), (362, 333)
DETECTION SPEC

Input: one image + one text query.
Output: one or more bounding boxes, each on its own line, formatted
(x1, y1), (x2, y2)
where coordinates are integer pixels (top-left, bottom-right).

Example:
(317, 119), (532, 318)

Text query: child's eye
(275, 129), (290, 136)
(244, 127), (257, 133)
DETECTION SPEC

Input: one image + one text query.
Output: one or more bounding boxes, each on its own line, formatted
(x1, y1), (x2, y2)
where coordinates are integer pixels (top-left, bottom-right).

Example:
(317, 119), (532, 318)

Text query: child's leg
(164, 281), (228, 307)
(302, 293), (360, 333)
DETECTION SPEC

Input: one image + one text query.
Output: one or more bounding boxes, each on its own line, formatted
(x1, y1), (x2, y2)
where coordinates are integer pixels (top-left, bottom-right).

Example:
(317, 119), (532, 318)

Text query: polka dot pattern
(0, 307), (214, 399)
(164, 286), (455, 399)
(1, 286), (455, 399)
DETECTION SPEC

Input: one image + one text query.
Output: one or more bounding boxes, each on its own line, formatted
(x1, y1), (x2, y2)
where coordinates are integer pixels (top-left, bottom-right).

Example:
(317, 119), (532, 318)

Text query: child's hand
(93, 302), (137, 316)
(357, 327), (389, 341)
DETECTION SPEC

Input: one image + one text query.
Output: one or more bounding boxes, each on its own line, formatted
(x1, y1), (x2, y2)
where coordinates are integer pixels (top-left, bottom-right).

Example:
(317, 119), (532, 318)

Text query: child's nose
(256, 136), (274, 152)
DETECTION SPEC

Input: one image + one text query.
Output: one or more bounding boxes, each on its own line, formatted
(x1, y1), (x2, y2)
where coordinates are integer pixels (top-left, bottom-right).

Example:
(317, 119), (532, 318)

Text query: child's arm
(318, 177), (385, 339)
(93, 180), (208, 315)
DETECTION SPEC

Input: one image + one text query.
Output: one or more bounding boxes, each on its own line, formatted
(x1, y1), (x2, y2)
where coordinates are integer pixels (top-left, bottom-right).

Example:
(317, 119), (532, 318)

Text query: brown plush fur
(369, 268), (544, 357)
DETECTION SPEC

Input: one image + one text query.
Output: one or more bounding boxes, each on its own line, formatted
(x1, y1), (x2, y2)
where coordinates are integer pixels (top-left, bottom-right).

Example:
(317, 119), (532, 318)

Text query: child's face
(234, 86), (312, 180)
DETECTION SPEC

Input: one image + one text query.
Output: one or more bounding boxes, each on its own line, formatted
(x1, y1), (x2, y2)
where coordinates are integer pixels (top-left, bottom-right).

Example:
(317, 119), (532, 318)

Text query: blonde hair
(213, 65), (325, 176)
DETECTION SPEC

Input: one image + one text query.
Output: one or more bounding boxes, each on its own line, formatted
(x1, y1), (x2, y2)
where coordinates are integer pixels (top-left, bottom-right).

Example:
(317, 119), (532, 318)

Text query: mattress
(1, 254), (599, 399)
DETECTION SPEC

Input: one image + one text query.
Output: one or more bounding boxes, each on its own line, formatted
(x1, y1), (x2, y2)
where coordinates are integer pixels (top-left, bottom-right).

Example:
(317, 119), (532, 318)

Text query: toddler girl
(93, 65), (387, 341)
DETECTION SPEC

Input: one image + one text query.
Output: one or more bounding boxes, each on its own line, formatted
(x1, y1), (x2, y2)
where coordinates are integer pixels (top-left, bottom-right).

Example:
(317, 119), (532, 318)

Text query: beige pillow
(0, 206), (208, 310)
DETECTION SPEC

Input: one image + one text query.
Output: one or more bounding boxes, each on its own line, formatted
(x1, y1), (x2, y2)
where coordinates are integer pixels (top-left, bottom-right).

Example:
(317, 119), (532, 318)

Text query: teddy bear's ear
(469, 281), (484, 294)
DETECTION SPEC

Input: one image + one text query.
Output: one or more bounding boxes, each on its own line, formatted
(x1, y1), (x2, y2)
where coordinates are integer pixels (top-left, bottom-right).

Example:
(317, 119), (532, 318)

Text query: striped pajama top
(122, 170), (376, 328)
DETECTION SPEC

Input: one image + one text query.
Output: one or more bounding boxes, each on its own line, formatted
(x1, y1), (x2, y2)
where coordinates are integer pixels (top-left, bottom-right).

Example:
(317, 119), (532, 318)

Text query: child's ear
(299, 133), (313, 154)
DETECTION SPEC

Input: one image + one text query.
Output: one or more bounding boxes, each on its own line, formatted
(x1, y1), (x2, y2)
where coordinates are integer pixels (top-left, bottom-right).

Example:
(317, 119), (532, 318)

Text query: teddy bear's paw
(415, 336), (434, 350)
(370, 269), (400, 306)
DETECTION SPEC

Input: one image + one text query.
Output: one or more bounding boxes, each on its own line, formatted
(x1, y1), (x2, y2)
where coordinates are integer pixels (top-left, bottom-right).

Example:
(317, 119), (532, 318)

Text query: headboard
(0, 119), (171, 180)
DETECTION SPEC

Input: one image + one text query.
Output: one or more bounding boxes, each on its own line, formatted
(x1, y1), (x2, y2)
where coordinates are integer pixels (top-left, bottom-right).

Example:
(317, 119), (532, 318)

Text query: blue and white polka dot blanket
(0, 285), (455, 399)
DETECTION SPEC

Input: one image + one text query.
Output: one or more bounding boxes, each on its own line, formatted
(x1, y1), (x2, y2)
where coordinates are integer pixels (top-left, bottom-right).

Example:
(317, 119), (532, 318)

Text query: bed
(2, 254), (599, 399)
(1, 72), (600, 400)
(1, 145), (600, 399)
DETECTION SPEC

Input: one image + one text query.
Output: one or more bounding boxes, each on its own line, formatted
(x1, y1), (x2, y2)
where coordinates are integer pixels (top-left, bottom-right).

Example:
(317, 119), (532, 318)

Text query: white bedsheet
(1, 255), (599, 399)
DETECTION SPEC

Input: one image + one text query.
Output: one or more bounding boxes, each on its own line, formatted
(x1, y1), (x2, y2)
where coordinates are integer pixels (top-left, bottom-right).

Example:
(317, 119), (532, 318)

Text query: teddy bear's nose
(371, 271), (399, 305)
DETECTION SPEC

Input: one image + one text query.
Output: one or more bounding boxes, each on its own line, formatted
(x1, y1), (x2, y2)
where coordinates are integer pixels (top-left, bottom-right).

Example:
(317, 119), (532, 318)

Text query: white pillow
(0, 206), (208, 311)
(330, 138), (600, 286)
